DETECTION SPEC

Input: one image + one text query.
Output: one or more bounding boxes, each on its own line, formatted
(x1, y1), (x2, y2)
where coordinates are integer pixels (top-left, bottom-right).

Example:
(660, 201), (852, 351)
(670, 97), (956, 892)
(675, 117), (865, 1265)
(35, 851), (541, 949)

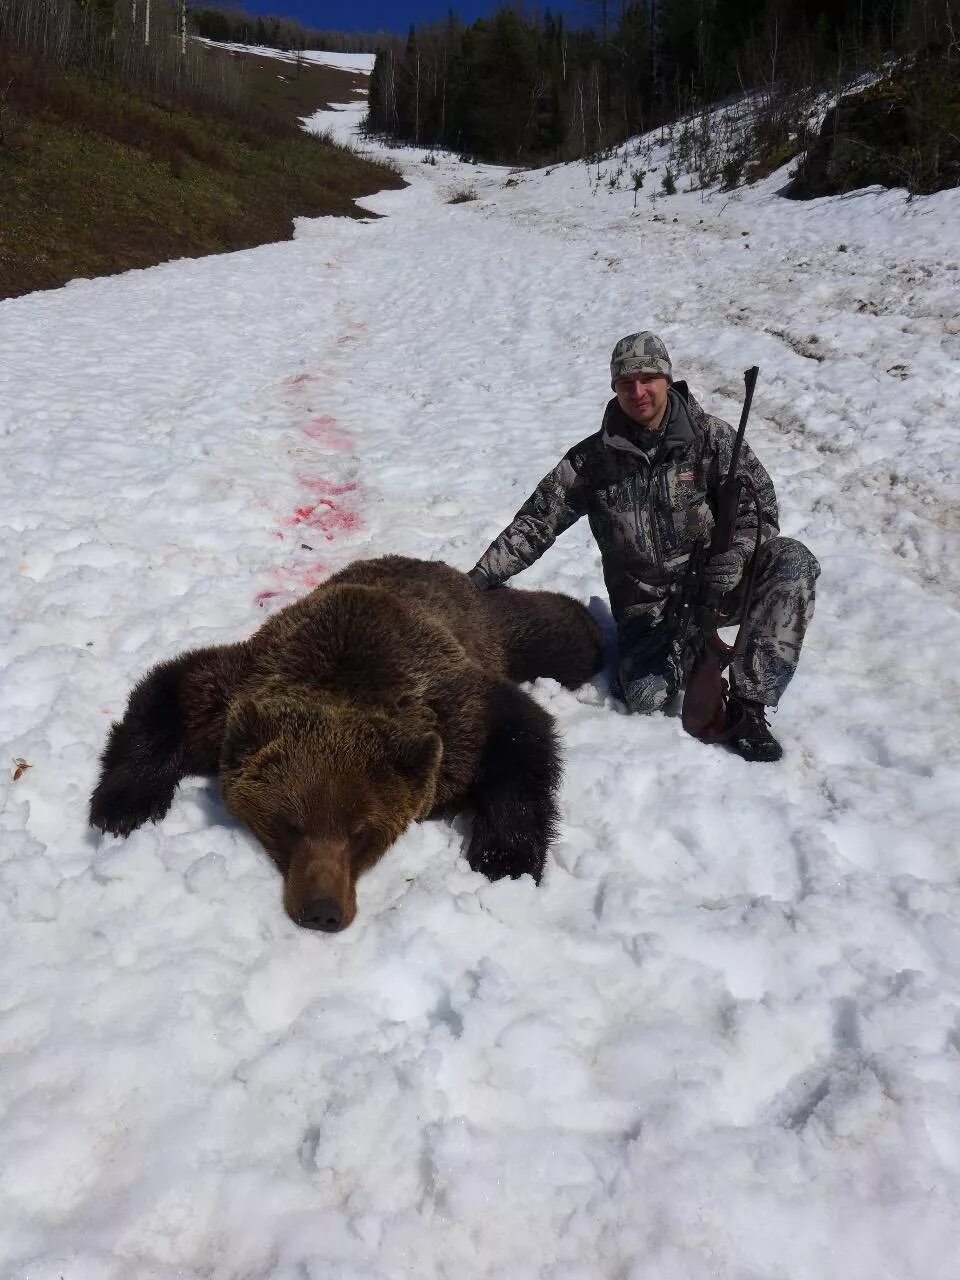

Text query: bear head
(219, 685), (443, 932)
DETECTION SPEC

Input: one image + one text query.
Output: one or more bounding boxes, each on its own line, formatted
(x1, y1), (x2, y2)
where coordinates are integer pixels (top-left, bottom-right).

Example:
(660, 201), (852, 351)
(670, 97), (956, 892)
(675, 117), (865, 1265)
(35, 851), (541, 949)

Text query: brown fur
(89, 556), (603, 931)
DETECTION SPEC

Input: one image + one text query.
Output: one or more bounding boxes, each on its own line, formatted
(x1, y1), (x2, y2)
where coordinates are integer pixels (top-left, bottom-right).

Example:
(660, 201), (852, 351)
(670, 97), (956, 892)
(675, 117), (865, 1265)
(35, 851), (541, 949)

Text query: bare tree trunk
(144, 0), (150, 48)
(384, 49), (397, 130)
(440, 47), (447, 141)
(525, 71), (545, 151)
(650, 0), (657, 82)
(595, 62), (602, 154)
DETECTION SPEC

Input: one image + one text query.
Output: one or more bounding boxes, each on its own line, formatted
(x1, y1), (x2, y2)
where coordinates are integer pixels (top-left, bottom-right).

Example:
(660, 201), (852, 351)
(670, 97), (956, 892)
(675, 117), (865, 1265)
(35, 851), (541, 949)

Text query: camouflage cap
(610, 332), (673, 387)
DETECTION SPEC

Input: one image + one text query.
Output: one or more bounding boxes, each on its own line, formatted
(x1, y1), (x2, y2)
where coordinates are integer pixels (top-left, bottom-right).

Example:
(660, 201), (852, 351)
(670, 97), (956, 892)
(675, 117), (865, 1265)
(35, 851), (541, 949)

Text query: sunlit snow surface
(196, 39), (376, 76)
(2, 69), (960, 1280)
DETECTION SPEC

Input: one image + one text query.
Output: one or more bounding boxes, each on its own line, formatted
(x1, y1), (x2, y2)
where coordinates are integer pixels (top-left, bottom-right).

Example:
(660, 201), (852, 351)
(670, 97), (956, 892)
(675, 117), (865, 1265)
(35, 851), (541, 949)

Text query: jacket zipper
(631, 456), (652, 571)
(647, 442), (667, 579)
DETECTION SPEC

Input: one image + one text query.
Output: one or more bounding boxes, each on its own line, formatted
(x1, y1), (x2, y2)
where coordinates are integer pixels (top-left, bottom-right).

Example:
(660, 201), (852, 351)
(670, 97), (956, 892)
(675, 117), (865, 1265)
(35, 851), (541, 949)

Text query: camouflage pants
(618, 536), (820, 712)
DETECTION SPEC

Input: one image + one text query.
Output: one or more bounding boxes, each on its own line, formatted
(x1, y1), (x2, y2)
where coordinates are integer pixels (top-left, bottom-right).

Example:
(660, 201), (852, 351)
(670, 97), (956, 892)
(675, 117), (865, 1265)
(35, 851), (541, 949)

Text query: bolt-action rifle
(677, 365), (763, 743)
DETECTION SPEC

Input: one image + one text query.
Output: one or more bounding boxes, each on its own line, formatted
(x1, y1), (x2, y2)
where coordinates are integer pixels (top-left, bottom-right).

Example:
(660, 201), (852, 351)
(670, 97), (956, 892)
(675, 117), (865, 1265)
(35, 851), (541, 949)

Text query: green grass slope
(0, 47), (403, 300)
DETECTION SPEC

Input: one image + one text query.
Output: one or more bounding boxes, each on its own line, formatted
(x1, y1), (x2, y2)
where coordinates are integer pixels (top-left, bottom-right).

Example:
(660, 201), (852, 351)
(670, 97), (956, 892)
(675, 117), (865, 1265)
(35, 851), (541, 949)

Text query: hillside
(0, 44), (402, 300)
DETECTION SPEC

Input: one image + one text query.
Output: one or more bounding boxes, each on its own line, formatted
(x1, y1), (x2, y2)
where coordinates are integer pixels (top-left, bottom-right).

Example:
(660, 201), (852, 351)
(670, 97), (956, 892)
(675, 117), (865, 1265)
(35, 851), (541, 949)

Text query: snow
(2, 69), (960, 1280)
(196, 39), (377, 76)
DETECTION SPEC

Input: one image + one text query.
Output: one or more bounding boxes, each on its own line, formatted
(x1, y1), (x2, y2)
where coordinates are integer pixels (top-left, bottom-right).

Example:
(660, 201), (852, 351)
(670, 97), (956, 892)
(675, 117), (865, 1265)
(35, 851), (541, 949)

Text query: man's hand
(702, 546), (748, 595)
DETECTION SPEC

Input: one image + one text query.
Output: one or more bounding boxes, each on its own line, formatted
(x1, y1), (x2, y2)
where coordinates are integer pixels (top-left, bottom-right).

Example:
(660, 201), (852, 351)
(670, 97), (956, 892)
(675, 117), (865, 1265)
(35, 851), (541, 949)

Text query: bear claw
(89, 777), (174, 837)
(467, 834), (544, 884)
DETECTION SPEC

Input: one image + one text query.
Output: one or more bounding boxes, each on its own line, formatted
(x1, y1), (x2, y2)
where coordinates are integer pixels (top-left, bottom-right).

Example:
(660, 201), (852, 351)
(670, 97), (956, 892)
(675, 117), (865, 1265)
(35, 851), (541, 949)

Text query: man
(468, 332), (820, 762)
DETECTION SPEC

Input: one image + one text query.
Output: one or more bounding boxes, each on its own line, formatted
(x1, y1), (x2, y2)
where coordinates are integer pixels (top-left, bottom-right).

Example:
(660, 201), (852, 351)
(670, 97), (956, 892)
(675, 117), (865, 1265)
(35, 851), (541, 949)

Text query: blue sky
(238, 1), (564, 36)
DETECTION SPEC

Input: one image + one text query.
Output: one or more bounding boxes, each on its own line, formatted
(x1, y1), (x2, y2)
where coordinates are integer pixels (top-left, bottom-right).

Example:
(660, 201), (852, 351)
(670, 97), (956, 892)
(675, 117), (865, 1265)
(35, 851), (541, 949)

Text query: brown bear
(89, 557), (603, 931)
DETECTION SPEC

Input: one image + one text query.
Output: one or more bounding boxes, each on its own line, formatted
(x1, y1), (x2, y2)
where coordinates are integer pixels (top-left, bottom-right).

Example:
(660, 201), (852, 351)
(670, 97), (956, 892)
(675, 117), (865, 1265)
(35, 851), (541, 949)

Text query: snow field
(1, 73), (959, 1280)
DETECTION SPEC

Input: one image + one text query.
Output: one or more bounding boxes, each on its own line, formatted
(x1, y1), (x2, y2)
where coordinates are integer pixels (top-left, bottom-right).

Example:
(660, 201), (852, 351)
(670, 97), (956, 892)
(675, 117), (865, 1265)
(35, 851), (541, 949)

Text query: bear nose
(299, 898), (344, 932)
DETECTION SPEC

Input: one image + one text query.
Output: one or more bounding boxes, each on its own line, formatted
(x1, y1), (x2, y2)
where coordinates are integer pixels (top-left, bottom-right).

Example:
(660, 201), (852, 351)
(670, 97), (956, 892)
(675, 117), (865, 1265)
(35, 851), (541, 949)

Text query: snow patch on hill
(197, 38), (375, 76)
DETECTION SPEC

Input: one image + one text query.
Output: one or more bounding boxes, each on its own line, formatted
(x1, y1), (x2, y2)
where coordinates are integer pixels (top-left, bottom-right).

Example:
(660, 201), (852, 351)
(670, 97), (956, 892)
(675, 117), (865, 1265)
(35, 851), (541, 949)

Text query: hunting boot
(725, 693), (783, 763)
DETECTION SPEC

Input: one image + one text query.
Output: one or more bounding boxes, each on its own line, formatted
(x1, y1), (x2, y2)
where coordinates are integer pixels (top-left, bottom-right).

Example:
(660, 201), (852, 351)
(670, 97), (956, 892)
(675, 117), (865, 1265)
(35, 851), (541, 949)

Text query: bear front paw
(466, 830), (544, 884)
(89, 773), (176, 837)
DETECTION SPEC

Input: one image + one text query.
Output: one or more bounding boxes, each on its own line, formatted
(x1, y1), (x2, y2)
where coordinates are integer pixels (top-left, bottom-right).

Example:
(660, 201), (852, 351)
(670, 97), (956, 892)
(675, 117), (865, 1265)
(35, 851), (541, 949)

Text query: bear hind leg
(467, 678), (562, 884)
(482, 587), (604, 690)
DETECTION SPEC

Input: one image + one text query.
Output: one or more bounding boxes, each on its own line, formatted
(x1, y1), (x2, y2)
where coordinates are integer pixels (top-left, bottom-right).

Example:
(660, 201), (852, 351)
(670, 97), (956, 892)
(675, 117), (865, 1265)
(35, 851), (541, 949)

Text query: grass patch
(219, 48), (371, 124)
(446, 186), (478, 204)
(0, 47), (404, 299)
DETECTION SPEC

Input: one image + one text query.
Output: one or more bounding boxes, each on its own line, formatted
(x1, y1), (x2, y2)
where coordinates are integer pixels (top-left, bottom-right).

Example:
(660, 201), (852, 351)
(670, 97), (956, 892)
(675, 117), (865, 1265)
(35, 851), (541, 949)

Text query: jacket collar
(600, 384), (697, 460)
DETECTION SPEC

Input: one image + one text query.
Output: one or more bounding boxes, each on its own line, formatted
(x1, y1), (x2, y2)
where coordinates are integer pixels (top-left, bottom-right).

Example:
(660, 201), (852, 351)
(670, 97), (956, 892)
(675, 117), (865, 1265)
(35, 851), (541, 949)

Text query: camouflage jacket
(471, 383), (780, 631)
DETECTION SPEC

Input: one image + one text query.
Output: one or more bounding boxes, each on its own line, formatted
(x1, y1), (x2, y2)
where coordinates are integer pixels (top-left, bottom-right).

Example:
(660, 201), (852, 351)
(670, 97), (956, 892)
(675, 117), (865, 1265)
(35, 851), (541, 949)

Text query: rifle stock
(681, 646), (728, 738)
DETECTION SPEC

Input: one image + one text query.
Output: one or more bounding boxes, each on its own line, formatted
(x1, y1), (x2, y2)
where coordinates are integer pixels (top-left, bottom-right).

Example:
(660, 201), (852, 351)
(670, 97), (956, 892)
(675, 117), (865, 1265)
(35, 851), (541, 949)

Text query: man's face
(614, 373), (670, 430)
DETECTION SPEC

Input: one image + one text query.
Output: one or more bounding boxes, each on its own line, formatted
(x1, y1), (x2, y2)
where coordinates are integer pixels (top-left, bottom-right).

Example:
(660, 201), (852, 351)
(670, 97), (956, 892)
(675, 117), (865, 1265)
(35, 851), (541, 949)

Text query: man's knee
(759, 536), (820, 585)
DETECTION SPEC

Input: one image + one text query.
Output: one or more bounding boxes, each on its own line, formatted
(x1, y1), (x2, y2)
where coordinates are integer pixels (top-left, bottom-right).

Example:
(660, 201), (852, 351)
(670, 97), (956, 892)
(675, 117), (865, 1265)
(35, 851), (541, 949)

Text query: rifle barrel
(728, 365), (759, 480)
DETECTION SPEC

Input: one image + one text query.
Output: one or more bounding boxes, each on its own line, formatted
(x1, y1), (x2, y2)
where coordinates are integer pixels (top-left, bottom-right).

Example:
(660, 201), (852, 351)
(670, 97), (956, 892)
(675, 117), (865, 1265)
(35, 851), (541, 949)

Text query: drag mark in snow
(334, 323), (370, 348)
(254, 399), (364, 610)
(298, 476), (358, 497)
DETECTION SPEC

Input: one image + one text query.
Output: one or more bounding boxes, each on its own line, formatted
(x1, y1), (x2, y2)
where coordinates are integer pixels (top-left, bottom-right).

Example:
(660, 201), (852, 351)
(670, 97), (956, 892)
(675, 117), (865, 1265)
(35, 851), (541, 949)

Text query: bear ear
(389, 730), (443, 820)
(221, 699), (276, 774)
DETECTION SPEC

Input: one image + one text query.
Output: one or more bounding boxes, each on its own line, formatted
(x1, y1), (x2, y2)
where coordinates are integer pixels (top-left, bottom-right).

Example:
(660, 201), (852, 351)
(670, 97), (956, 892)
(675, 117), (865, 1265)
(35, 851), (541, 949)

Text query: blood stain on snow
(287, 499), (364, 541)
(297, 563), (329, 590)
(254, 560), (331, 609)
(302, 416), (353, 451)
(256, 414), (363, 608)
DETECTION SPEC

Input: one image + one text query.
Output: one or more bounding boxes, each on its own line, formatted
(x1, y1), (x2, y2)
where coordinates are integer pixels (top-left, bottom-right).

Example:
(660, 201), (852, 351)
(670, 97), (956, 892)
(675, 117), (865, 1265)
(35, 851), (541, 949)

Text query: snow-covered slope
(1, 78), (959, 1280)
(197, 39), (376, 76)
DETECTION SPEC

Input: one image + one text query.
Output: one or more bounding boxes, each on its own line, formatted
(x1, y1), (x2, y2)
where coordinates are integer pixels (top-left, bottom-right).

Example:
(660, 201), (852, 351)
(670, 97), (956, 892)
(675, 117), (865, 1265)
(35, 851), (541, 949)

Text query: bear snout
(283, 834), (357, 933)
(298, 897), (345, 932)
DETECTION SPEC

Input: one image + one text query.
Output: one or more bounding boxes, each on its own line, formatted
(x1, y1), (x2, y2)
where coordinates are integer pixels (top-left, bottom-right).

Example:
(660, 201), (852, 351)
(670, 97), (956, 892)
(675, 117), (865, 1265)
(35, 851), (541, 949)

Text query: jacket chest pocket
(657, 464), (712, 549)
(660, 462), (706, 511)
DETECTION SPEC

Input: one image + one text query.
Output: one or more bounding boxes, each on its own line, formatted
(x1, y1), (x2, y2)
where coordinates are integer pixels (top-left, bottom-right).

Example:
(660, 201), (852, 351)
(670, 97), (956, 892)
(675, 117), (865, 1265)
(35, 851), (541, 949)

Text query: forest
(363, 0), (960, 185)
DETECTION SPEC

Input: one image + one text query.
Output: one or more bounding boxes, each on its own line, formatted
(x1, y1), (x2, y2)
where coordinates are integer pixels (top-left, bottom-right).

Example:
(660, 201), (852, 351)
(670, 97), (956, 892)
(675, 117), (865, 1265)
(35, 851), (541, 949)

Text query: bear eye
(275, 817), (302, 843)
(351, 824), (374, 857)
